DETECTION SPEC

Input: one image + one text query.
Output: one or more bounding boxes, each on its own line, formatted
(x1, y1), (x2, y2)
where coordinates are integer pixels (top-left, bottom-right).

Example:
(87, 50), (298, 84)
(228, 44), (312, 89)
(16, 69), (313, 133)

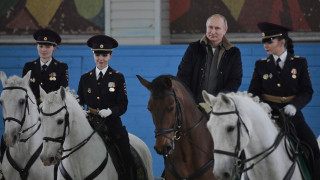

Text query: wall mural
(0, 0), (104, 35)
(170, 0), (320, 33)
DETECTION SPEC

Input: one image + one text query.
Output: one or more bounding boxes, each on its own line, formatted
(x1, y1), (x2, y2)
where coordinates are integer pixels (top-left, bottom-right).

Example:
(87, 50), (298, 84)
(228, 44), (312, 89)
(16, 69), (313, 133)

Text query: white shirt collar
(40, 58), (52, 67)
(273, 51), (287, 68)
(273, 51), (287, 62)
(95, 66), (109, 80)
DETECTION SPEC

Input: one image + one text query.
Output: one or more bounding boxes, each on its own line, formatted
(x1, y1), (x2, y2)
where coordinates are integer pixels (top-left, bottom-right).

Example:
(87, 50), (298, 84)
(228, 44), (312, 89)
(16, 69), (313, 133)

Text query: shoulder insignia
(54, 62), (58, 65)
(115, 71), (119, 74)
(109, 72), (112, 75)
(89, 72), (92, 75)
(290, 57), (294, 60)
(294, 55), (300, 58)
(33, 61), (37, 64)
(260, 58), (267, 61)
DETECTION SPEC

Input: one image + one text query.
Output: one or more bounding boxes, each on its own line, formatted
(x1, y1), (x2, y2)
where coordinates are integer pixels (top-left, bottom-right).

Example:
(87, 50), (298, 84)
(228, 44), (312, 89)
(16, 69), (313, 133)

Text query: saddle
(87, 115), (148, 180)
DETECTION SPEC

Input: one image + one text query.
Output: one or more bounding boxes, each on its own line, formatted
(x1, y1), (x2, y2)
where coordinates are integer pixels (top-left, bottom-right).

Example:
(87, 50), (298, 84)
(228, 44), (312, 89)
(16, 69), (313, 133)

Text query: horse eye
(19, 99), (25, 105)
(57, 119), (64, 125)
(168, 107), (174, 112)
(227, 126), (235, 132)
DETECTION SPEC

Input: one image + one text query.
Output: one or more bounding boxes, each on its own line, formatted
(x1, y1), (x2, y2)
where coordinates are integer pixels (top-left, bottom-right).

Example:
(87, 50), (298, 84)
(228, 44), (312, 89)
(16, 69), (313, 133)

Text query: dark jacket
(22, 58), (68, 101)
(248, 53), (313, 110)
(177, 35), (242, 102)
(77, 66), (128, 122)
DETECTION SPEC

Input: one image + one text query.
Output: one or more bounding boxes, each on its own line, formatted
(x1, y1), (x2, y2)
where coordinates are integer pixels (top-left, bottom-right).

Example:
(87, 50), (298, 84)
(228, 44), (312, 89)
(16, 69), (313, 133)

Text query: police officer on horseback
(77, 35), (136, 180)
(248, 22), (320, 179)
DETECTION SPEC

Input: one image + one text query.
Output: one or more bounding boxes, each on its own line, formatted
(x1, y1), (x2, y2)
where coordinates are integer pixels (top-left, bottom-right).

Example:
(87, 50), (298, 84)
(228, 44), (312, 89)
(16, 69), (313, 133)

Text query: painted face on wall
(206, 16), (228, 47)
(94, 53), (112, 70)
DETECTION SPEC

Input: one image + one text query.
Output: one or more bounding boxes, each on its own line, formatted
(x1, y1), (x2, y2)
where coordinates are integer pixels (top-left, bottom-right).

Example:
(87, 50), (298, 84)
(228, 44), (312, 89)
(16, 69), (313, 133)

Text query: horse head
(203, 91), (252, 180)
(137, 75), (180, 155)
(39, 86), (69, 166)
(0, 71), (37, 147)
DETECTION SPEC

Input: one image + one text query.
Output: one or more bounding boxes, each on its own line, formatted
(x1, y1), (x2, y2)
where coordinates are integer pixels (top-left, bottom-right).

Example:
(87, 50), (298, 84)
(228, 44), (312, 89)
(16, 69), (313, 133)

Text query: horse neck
(63, 101), (94, 148)
(238, 98), (290, 169)
(174, 85), (213, 158)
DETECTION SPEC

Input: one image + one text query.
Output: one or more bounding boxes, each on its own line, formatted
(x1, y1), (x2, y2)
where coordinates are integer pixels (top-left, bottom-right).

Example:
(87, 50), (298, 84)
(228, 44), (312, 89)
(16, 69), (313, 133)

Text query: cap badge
(263, 74), (269, 80)
(44, 37), (47, 41)
(100, 44), (104, 48)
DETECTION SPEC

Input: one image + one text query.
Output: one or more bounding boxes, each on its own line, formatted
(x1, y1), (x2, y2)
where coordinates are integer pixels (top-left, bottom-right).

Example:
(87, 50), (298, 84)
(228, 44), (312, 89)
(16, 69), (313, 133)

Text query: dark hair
(285, 37), (294, 54)
(276, 36), (294, 54)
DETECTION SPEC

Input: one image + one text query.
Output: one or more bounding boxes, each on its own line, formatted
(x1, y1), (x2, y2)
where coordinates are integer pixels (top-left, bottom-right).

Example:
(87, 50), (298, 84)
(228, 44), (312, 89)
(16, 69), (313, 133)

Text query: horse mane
(151, 75), (195, 101)
(219, 91), (272, 115)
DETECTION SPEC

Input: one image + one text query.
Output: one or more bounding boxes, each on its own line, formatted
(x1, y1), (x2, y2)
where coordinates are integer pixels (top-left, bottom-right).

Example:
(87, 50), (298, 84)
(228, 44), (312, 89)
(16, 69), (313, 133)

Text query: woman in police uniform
(248, 22), (320, 179)
(0, 29), (69, 164)
(77, 35), (135, 180)
(22, 28), (69, 104)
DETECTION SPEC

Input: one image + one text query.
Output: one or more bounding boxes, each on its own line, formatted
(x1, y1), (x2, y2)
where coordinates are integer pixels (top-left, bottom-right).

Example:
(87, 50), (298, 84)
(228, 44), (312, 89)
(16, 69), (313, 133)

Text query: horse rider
(0, 28), (69, 165)
(77, 35), (136, 180)
(248, 22), (320, 179)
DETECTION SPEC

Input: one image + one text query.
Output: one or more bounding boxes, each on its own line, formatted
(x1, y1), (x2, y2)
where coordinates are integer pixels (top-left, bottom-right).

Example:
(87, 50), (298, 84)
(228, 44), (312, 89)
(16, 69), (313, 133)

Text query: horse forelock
(5, 75), (26, 87)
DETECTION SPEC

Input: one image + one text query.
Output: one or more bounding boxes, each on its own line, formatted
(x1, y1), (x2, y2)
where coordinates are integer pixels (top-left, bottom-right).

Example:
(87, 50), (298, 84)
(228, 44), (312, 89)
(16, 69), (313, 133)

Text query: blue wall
(1, 44), (319, 177)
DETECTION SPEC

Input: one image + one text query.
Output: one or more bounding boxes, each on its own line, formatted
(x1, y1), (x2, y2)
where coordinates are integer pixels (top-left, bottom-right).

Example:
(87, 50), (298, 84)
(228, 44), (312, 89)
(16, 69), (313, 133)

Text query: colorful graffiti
(170, 0), (320, 33)
(0, 0), (104, 35)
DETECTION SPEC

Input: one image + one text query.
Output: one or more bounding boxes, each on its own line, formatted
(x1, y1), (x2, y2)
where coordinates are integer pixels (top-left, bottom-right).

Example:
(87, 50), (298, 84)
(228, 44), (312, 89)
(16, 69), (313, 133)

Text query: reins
(153, 88), (214, 179)
(211, 98), (298, 179)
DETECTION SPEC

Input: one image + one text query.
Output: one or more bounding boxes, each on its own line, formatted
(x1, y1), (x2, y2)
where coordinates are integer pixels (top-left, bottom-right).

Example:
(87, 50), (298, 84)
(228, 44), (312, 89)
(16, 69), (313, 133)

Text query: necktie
(41, 65), (47, 74)
(98, 71), (103, 82)
(276, 58), (282, 73)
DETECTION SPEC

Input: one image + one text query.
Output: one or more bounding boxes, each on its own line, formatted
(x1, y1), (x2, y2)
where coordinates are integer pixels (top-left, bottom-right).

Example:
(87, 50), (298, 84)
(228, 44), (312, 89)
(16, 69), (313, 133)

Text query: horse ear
(136, 75), (151, 90)
(22, 70), (32, 84)
(220, 93), (231, 104)
(202, 90), (217, 106)
(39, 86), (47, 99)
(0, 71), (7, 87)
(60, 86), (66, 101)
(164, 77), (172, 89)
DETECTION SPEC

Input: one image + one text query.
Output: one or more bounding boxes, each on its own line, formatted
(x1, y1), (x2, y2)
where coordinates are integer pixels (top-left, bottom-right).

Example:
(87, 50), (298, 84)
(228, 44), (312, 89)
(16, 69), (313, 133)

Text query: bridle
(1, 86), (40, 142)
(40, 104), (96, 161)
(152, 88), (214, 180)
(211, 98), (287, 178)
(41, 104), (70, 154)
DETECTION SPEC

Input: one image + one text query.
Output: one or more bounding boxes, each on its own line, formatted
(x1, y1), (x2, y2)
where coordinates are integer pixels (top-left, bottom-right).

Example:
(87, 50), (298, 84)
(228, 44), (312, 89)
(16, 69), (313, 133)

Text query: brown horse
(137, 75), (216, 180)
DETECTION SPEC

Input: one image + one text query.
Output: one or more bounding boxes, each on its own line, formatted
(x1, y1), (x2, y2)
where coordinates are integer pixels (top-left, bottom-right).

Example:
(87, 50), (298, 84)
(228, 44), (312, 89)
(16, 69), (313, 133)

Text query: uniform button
(277, 83), (281, 87)
(97, 82), (100, 85)
(97, 96), (100, 100)
(40, 82), (43, 86)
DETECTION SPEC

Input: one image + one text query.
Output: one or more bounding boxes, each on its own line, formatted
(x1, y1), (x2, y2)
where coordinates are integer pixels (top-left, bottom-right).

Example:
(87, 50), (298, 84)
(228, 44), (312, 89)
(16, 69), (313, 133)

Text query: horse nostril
(49, 157), (55, 163)
(163, 146), (172, 154)
(223, 172), (231, 179)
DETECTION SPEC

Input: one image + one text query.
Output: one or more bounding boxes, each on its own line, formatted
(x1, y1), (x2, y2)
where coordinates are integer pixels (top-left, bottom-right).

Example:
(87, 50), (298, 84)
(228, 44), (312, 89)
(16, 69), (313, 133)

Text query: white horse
(39, 86), (153, 179)
(0, 71), (54, 180)
(203, 91), (304, 180)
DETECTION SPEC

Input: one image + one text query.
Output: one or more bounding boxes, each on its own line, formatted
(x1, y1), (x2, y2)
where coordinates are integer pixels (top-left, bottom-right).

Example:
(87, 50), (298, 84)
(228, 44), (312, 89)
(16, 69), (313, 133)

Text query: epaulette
(115, 71), (119, 74)
(259, 58), (267, 61)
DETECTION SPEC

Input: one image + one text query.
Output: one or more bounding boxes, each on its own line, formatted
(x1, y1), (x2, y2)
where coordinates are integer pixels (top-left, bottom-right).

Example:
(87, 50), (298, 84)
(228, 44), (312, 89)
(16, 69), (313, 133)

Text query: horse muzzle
(154, 136), (174, 155)
(40, 152), (62, 166)
(3, 132), (18, 147)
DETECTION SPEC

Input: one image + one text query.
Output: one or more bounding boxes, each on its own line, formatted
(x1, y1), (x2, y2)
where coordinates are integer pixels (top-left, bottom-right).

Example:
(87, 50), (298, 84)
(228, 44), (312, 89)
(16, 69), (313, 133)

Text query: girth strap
(58, 152), (109, 180)
(6, 144), (43, 180)
(165, 156), (214, 180)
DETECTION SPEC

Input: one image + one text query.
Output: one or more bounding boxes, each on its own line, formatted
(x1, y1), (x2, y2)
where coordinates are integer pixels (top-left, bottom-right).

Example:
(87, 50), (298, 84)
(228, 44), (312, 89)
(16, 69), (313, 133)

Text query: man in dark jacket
(177, 14), (242, 103)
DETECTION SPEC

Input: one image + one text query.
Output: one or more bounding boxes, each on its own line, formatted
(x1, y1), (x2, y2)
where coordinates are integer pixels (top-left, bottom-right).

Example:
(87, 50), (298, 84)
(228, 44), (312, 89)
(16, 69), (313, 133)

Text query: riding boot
(312, 158), (320, 180)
